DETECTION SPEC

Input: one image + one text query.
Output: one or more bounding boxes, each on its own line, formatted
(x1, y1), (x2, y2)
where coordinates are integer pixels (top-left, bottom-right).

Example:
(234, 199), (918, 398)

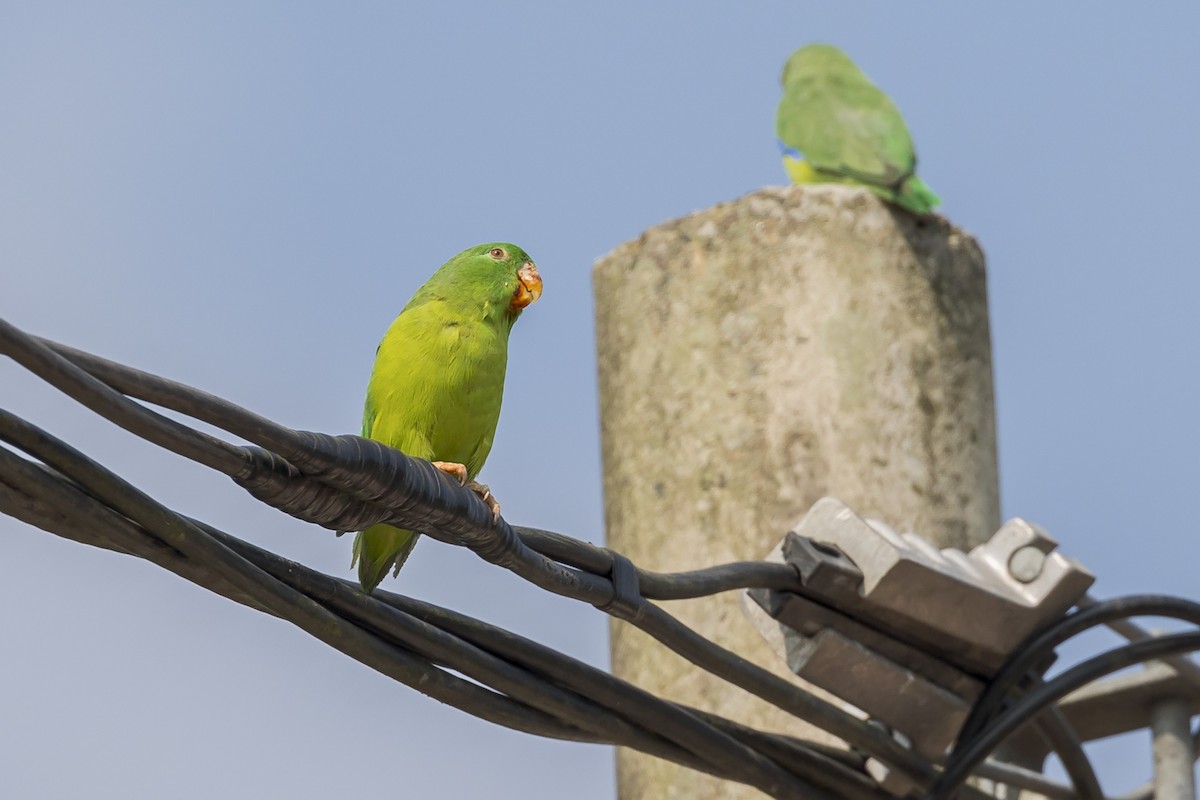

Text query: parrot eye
(489, 247), (507, 260)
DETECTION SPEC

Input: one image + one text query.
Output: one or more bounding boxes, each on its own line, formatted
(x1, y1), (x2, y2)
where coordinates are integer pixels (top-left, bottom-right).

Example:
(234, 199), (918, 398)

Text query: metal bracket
(742, 496), (1096, 776)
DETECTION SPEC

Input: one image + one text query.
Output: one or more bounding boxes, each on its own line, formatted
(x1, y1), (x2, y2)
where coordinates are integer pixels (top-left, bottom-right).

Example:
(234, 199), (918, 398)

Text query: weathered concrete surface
(593, 184), (1000, 799)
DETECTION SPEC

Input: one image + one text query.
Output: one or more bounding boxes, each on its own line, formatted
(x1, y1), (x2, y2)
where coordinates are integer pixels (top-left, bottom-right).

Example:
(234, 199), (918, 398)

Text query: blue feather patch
(777, 140), (804, 160)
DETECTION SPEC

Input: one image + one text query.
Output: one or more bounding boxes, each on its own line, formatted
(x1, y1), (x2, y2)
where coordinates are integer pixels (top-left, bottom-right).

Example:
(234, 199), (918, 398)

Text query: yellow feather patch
(782, 155), (818, 185)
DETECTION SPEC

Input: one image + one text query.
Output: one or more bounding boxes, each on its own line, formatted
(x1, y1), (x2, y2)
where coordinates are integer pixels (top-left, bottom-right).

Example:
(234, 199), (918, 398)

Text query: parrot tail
(895, 175), (941, 215)
(352, 523), (419, 594)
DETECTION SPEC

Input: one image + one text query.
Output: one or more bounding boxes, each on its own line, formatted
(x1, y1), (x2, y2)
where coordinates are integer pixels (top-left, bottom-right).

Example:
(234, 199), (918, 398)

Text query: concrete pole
(593, 184), (1001, 799)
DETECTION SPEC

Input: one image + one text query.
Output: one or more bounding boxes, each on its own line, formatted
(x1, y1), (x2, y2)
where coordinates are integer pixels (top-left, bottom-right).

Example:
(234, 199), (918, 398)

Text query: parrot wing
(352, 284), (511, 593)
(777, 75), (916, 190)
(352, 374), (431, 593)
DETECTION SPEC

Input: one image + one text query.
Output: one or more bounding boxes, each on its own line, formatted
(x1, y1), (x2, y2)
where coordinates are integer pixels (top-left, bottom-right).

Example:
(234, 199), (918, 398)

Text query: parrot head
(428, 242), (543, 322)
(780, 43), (862, 86)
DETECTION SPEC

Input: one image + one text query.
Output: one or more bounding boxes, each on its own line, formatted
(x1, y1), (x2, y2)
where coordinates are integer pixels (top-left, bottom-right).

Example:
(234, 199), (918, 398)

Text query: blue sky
(2, 2), (1198, 797)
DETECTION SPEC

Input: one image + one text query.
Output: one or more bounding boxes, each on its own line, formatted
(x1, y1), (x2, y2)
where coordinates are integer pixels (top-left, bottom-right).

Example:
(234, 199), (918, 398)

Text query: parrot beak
(511, 262), (542, 311)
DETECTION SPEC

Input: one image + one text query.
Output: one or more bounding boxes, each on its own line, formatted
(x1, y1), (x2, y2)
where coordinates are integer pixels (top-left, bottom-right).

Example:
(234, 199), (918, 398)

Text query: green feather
(352, 242), (539, 593)
(776, 44), (941, 215)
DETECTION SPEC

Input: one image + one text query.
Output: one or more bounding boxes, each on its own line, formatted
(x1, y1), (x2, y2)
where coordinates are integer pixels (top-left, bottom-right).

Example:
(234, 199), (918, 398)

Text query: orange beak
(510, 262), (542, 311)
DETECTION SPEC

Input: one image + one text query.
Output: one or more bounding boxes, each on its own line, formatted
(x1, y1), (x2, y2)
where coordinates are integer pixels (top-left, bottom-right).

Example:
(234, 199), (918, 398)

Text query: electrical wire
(2, 322), (936, 788)
(9, 318), (1196, 799)
(954, 596), (1200, 750)
(934, 631), (1200, 799)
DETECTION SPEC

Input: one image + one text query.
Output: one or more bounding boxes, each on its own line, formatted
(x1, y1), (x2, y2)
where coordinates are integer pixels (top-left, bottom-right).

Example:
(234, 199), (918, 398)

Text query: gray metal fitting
(742, 496), (1095, 765)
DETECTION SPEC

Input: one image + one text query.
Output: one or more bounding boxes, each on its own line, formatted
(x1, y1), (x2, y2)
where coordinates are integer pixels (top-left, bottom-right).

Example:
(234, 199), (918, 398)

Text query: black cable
(0, 419), (633, 750)
(0, 412), (588, 743)
(959, 670), (1105, 800)
(955, 596), (1200, 749)
(0, 319), (247, 473)
(630, 601), (939, 788)
(220, 537), (817, 796)
(1032, 704), (1105, 800)
(10, 327), (936, 784)
(10, 329), (628, 608)
(211, 526), (827, 798)
(38, 336), (297, 449)
(933, 631), (1200, 799)
(0, 410), (856, 799)
(371, 590), (889, 800)
(682, 716), (891, 800)
(513, 525), (804, 599)
(40, 335), (808, 599)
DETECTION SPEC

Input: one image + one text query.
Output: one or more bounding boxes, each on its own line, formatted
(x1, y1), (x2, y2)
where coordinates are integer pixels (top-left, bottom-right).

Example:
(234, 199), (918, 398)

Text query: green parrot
(776, 44), (941, 214)
(351, 242), (543, 593)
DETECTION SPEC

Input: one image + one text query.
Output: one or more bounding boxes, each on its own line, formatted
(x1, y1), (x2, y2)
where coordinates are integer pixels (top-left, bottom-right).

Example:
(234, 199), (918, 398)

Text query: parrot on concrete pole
(351, 242), (542, 593)
(776, 43), (941, 214)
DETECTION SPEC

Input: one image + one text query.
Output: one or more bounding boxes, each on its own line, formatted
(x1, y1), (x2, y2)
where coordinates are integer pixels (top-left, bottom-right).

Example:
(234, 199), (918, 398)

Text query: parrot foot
(432, 461), (469, 484)
(431, 462), (500, 522)
(467, 481), (502, 523)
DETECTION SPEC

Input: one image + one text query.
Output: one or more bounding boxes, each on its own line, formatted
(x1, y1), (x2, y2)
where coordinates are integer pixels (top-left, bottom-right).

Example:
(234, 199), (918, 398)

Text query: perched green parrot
(351, 242), (543, 593)
(776, 44), (941, 214)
